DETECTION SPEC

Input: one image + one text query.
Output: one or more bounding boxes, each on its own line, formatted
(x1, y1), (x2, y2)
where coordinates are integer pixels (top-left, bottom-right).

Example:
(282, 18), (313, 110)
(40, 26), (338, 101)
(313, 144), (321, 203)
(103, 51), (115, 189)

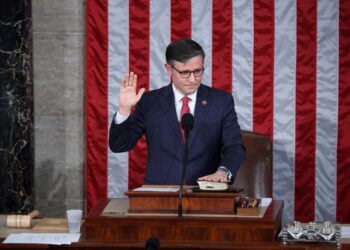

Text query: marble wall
(0, 0), (34, 213)
(32, 0), (85, 217)
(0, 0), (86, 217)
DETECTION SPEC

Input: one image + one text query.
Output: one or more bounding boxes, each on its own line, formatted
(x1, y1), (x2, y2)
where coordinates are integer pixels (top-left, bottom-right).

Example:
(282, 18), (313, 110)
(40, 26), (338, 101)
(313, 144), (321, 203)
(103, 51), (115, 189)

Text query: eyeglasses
(171, 65), (205, 78)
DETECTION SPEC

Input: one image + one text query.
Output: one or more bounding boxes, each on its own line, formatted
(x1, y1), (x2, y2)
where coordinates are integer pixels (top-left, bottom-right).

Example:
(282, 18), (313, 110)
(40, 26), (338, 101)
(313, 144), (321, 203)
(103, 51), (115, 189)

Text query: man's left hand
(198, 170), (228, 182)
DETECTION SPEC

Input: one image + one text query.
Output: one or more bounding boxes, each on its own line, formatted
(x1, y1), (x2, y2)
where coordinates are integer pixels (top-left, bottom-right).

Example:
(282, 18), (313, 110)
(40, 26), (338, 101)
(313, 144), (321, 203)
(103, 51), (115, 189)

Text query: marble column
(0, 0), (34, 213)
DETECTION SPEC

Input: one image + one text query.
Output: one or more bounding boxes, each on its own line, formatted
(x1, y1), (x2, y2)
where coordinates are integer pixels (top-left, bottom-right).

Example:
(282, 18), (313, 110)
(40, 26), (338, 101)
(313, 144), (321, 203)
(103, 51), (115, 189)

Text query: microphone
(178, 113), (194, 217)
(181, 113), (194, 144)
(145, 236), (160, 250)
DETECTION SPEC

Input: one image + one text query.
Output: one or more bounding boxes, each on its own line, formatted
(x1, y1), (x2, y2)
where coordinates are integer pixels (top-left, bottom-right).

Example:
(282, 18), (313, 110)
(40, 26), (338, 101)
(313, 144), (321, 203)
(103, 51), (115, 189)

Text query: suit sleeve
(219, 95), (246, 177)
(108, 97), (146, 153)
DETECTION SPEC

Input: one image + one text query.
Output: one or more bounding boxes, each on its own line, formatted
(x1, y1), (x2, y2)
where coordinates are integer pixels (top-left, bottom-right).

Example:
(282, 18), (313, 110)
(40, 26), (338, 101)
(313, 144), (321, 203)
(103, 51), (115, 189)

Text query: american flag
(86, 0), (350, 223)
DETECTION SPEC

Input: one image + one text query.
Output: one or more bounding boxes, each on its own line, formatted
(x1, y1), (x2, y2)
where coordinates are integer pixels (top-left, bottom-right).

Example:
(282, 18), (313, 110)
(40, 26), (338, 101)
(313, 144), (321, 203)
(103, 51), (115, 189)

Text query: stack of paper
(3, 233), (80, 245)
(342, 227), (350, 238)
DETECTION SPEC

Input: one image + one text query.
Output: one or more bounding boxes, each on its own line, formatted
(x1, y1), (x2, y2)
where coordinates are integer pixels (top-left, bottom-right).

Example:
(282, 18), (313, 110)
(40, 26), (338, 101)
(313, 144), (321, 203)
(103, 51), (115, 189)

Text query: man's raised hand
(119, 72), (145, 115)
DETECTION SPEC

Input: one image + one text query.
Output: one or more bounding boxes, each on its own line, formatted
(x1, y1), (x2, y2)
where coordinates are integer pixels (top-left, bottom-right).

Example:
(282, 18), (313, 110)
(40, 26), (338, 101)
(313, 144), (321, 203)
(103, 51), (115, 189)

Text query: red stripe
(337, 0), (350, 223)
(128, 0), (150, 191)
(252, 0), (274, 137)
(211, 0), (232, 93)
(85, 0), (108, 212)
(171, 0), (191, 41)
(294, 0), (317, 222)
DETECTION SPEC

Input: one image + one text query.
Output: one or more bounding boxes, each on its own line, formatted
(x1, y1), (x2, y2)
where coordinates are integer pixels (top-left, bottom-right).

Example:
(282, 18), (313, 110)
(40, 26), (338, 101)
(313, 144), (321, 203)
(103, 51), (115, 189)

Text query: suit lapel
(159, 84), (184, 146)
(189, 84), (210, 147)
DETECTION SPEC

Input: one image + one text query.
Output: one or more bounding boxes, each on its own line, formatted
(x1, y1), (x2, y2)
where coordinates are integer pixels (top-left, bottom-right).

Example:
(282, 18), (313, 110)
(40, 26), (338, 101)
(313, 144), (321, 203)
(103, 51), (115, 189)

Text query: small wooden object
(236, 197), (261, 216)
(32, 218), (69, 232)
(6, 210), (40, 228)
(236, 207), (261, 216)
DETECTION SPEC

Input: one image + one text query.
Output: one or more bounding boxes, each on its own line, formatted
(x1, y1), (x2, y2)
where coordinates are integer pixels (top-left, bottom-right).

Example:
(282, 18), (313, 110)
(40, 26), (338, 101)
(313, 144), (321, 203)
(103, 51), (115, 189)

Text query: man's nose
(188, 72), (196, 82)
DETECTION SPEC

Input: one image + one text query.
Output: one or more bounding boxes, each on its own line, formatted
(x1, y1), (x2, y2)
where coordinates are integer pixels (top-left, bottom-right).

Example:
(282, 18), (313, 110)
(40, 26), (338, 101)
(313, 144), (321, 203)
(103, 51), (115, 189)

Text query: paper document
(342, 227), (350, 238)
(260, 198), (272, 207)
(3, 233), (80, 245)
(133, 187), (179, 192)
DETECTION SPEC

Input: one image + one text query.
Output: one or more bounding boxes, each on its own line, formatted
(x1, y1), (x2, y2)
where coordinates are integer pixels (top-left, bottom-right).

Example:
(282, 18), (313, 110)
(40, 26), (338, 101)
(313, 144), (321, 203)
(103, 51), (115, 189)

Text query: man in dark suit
(109, 39), (245, 185)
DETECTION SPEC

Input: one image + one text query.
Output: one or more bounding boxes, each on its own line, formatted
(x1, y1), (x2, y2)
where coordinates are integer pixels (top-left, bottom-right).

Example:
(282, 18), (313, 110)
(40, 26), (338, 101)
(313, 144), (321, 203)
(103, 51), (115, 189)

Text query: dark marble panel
(0, 0), (34, 213)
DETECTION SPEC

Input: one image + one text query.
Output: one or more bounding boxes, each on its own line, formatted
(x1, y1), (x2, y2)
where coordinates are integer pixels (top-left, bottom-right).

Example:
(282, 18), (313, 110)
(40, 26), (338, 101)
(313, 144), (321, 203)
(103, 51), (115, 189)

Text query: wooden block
(32, 218), (69, 232)
(236, 207), (261, 216)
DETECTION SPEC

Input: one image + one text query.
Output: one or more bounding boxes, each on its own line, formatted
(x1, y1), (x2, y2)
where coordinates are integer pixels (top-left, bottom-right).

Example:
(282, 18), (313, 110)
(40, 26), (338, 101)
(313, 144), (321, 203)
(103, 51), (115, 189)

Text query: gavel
(6, 210), (40, 228)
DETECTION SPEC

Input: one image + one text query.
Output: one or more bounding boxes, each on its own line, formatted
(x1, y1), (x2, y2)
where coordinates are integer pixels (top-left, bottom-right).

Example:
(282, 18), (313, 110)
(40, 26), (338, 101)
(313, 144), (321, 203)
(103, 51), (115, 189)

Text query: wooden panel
(125, 187), (240, 214)
(1, 238), (349, 249)
(83, 198), (283, 245)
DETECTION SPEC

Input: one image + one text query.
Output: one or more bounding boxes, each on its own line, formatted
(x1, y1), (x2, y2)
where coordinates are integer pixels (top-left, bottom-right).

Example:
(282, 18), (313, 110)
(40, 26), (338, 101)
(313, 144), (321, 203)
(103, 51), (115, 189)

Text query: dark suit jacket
(109, 84), (246, 185)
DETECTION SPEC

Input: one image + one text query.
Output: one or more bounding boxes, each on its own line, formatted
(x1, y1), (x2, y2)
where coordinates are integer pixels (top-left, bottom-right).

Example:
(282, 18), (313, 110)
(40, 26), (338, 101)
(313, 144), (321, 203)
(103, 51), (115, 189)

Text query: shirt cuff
(114, 109), (129, 124)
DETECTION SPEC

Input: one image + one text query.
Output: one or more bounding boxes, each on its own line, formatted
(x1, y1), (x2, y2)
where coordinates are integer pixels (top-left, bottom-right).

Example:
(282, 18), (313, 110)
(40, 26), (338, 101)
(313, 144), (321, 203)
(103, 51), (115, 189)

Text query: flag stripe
(295, 0), (317, 222)
(315, 0), (338, 221)
(252, 0), (274, 137)
(85, 0), (109, 212)
(211, 0), (232, 93)
(232, 0), (254, 131)
(191, 0), (212, 87)
(273, 0), (297, 223)
(150, 0), (171, 91)
(128, 0), (150, 191)
(337, 0), (350, 223)
(171, 0), (191, 41)
(107, 0), (129, 199)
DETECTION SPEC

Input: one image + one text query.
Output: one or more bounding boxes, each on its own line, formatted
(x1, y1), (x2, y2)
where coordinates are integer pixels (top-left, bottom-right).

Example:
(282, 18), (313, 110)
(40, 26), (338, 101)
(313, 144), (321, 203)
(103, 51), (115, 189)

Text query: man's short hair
(165, 39), (205, 65)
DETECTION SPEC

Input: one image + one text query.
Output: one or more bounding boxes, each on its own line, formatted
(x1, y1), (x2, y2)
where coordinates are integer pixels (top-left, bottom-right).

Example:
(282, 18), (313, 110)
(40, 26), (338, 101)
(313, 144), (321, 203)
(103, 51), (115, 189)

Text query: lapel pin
(201, 100), (208, 106)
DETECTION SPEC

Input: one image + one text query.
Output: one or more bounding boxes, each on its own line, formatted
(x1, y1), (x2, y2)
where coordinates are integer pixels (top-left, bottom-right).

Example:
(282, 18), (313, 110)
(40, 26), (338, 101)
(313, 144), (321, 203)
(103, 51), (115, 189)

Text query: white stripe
(315, 0), (339, 221)
(191, 0), (212, 87)
(150, 0), (171, 90)
(232, 0), (254, 131)
(107, 0), (129, 198)
(273, 0), (297, 223)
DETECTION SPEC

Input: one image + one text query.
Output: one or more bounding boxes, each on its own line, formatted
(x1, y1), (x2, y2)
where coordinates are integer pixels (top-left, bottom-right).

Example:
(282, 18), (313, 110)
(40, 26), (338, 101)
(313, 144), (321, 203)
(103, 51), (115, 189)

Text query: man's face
(165, 55), (204, 95)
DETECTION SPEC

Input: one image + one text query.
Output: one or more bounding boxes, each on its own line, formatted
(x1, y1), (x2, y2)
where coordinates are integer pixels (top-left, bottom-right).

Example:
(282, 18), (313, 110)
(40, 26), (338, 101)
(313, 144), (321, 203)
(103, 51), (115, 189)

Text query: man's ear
(164, 63), (172, 77)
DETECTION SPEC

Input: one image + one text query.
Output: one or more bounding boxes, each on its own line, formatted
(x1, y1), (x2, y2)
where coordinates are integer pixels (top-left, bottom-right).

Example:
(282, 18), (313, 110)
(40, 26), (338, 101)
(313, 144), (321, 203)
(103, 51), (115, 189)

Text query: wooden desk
(1, 239), (350, 249)
(2, 199), (350, 249)
(83, 198), (283, 246)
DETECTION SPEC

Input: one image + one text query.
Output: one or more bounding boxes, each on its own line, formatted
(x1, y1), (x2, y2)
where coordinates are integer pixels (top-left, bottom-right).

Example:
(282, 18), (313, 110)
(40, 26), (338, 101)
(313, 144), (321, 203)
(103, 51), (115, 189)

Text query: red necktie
(180, 96), (191, 118)
(180, 96), (191, 140)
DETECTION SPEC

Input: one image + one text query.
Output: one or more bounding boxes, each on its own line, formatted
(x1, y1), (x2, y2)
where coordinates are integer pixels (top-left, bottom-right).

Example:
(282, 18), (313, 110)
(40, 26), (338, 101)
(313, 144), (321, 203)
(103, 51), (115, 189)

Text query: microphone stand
(178, 127), (190, 217)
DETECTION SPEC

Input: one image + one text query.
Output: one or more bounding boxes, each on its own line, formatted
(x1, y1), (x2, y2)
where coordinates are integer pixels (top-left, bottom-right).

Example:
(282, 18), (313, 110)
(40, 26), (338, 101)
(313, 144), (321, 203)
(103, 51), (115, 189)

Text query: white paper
(3, 233), (80, 245)
(133, 187), (179, 192)
(260, 198), (272, 207)
(341, 227), (350, 238)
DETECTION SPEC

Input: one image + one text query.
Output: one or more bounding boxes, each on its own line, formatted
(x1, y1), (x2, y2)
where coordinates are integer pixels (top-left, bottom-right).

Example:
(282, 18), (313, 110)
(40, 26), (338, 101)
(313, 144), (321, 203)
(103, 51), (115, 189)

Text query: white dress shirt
(172, 84), (197, 121)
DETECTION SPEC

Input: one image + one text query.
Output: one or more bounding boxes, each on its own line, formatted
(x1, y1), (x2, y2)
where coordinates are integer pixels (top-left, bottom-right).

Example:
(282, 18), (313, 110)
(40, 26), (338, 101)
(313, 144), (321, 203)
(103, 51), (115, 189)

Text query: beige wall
(32, 0), (86, 217)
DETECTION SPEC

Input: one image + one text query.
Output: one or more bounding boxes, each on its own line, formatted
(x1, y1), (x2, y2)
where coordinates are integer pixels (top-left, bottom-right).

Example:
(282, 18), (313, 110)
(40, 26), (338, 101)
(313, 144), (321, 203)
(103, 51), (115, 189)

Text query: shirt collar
(172, 84), (198, 103)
